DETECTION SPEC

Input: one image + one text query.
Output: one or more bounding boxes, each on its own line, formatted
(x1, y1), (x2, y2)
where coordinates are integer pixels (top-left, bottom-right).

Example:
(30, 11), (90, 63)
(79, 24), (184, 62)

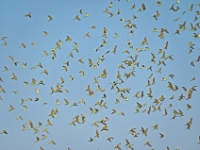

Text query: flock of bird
(0, 0), (200, 150)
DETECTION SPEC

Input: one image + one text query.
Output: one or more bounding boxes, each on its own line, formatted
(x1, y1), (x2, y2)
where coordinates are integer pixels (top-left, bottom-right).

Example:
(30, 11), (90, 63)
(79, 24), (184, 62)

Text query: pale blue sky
(0, 0), (200, 150)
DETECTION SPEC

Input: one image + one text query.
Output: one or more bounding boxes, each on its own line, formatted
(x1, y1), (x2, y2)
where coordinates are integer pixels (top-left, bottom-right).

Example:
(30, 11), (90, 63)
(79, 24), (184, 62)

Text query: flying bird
(48, 15), (54, 21)
(25, 12), (31, 18)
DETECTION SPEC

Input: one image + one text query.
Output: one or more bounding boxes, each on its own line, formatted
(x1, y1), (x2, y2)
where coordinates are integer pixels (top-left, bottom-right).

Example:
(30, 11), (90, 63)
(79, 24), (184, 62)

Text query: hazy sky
(0, 0), (200, 150)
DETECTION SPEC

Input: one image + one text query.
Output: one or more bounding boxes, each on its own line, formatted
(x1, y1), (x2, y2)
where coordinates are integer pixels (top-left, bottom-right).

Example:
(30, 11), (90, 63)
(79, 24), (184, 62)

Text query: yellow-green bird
(83, 13), (90, 18)
(9, 105), (15, 112)
(89, 137), (94, 142)
(1, 36), (7, 41)
(16, 116), (23, 120)
(25, 12), (31, 18)
(79, 99), (86, 105)
(1, 130), (8, 134)
(43, 128), (49, 134)
(49, 140), (56, 145)
(20, 43), (26, 48)
(144, 141), (152, 147)
(35, 137), (40, 143)
(48, 15), (54, 21)
(38, 122), (43, 128)
(42, 134), (48, 140)
(109, 1), (113, 8)
(40, 147), (44, 150)
(74, 15), (81, 21)
(101, 125), (109, 131)
(47, 119), (53, 126)
(71, 102), (78, 107)
(64, 99), (70, 105)
(11, 73), (18, 80)
(31, 42), (36, 46)
(114, 143), (122, 150)
(114, 33), (120, 38)
(156, 1), (162, 6)
(22, 125), (27, 131)
(66, 36), (72, 42)
(83, 32), (91, 38)
(159, 133), (164, 138)
(152, 124), (158, 130)
(94, 129), (100, 138)
(43, 31), (49, 36)
(41, 69), (48, 75)
(33, 128), (40, 134)
(186, 104), (192, 110)
(107, 137), (114, 142)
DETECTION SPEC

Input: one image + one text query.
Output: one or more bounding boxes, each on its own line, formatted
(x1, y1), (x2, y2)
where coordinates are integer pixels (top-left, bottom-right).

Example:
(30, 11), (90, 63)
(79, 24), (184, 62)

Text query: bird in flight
(25, 12), (31, 18)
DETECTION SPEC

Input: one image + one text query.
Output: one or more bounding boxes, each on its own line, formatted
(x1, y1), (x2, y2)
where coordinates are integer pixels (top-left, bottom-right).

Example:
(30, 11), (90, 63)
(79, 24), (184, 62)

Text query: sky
(0, 0), (200, 150)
